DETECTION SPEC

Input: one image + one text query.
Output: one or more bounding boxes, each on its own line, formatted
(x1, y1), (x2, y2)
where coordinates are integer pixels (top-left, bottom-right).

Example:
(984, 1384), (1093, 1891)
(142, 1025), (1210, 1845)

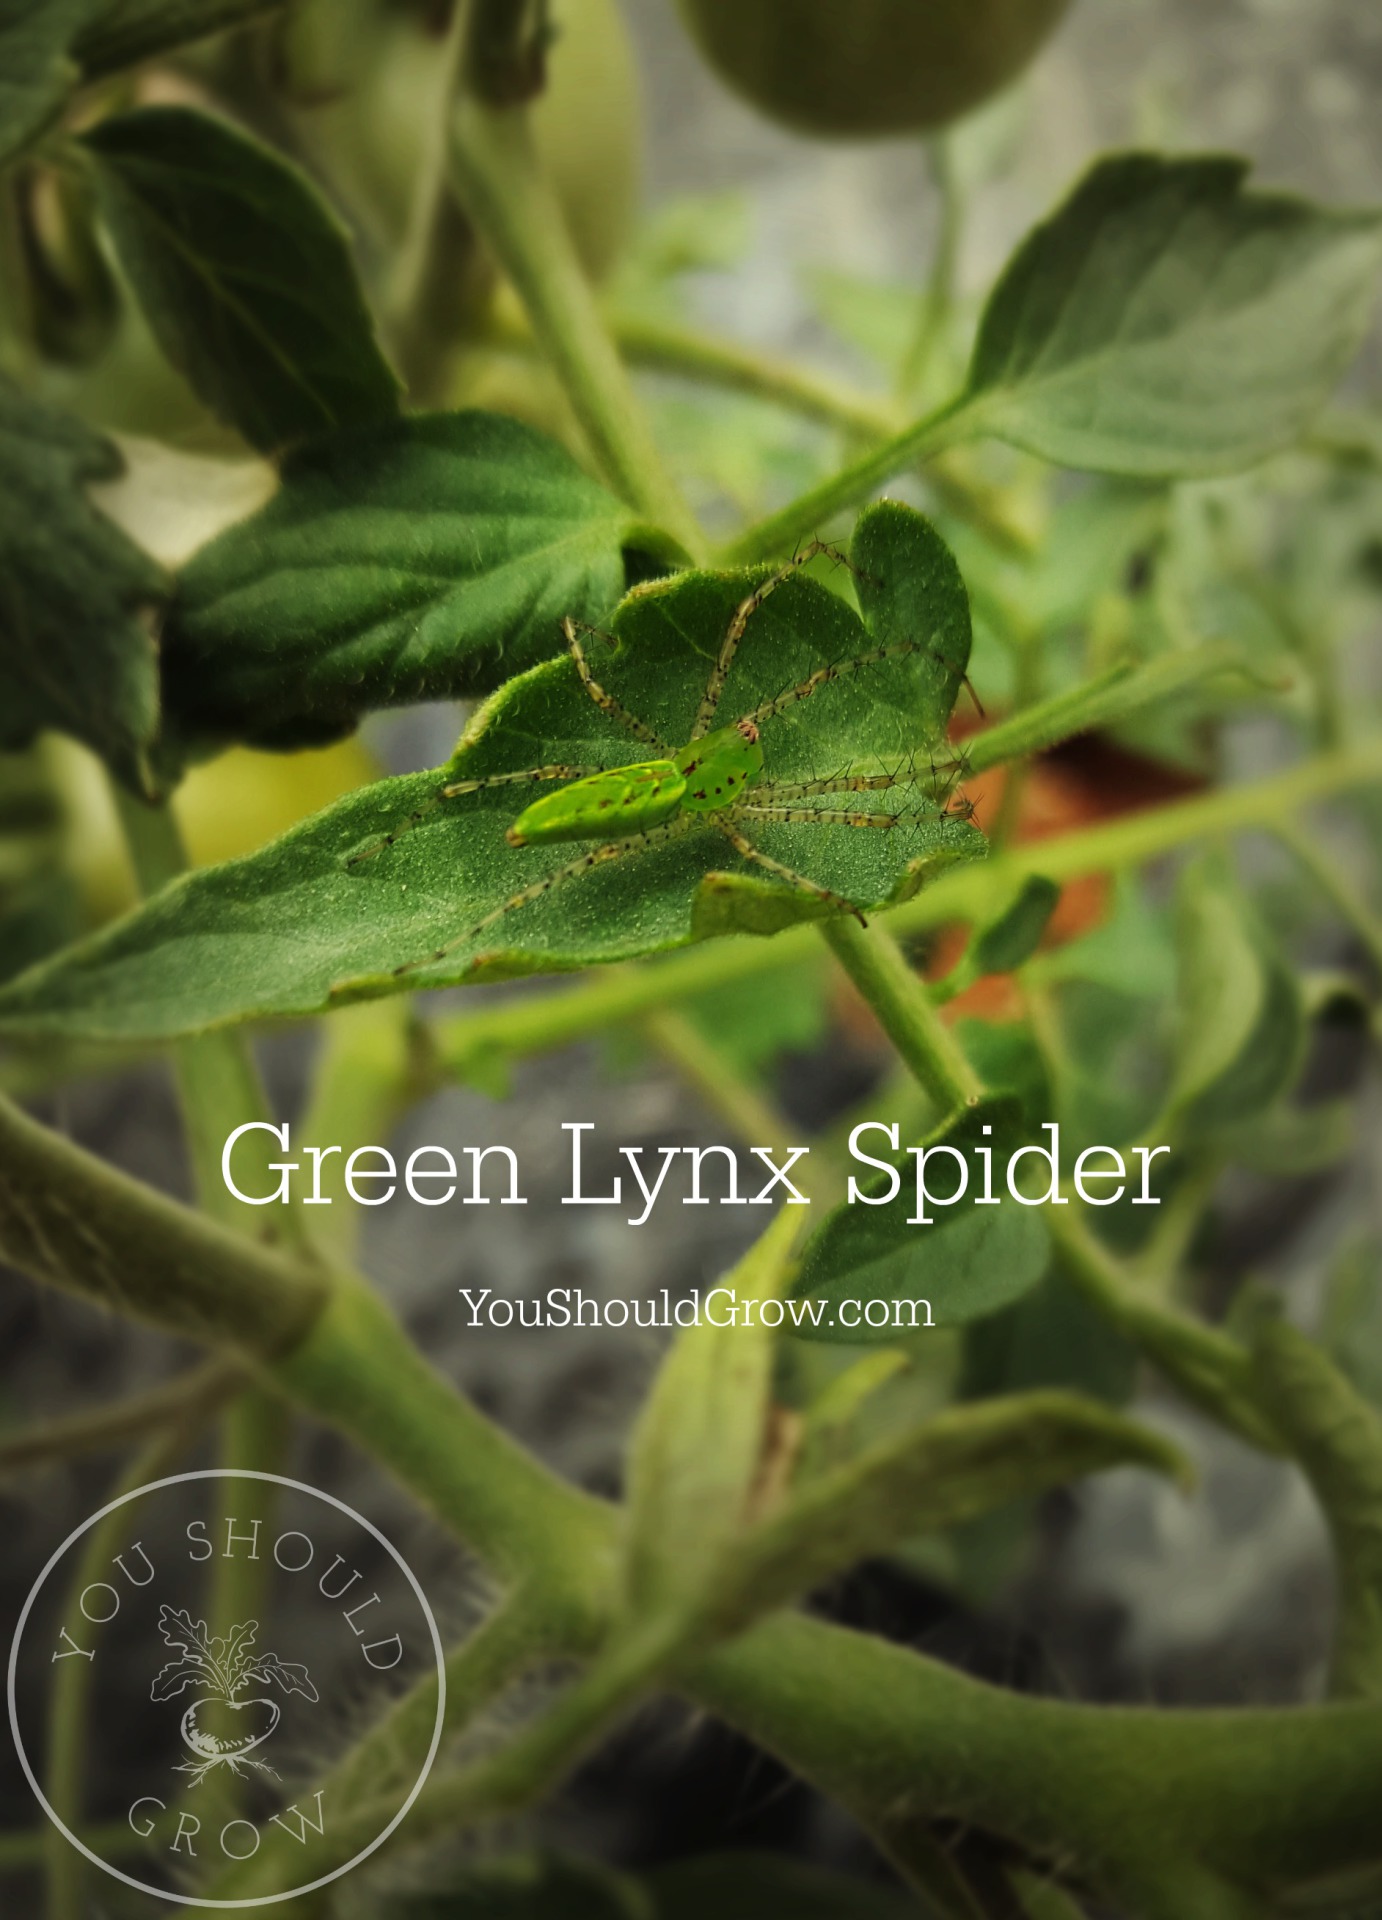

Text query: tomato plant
(2, 3), (1381, 1917)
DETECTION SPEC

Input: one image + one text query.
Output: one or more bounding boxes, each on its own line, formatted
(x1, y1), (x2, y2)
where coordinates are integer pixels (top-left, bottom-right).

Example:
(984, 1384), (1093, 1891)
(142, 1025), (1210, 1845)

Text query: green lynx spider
(349, 542), (968, 979)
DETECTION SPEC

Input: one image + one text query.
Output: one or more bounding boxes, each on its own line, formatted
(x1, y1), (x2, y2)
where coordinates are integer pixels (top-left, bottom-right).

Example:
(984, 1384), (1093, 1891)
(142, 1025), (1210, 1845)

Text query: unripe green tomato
(285, 0), (639, 281)
(673, 0), (1071, 139)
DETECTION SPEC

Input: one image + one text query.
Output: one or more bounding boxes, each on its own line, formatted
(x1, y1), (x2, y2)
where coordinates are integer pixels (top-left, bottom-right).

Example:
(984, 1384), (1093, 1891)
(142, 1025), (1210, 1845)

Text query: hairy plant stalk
(822, 915), (984, 1114)
(723, 393), (973, 563)
(1051, 1211), (1281, 1453)
(0, 1360), (244, 1477)
(45, 1403), (222, 1920)
(445, 46), (706, 559)
(73, 0), (288, 78)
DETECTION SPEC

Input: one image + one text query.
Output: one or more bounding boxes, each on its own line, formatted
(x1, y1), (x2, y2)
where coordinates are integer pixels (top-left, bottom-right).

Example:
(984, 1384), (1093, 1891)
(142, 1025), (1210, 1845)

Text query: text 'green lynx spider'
(339, 504), (984, 989)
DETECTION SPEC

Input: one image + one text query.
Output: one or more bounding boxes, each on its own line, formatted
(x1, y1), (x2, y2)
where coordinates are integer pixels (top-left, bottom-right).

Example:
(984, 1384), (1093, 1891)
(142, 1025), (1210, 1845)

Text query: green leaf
(963, 153), (1382, 478)
(0, 378), (165, 792)
(1170, 854), (1304, 1134)
(0, 504), (983, 1040)
(1027, 874), (1176, 1001)
(0, 749), (82, 985)
(1253, 1317), (1382, 1699)
(389, 1853), (647, 1920)
(623, 1212), (795, 1616)
(650, 1852), (919, 1920)
(851, 499), (972, 743)
(963, 643), (1252, 778)
(0, 0), (89, 169)
(961, 1263), (1137, 1408)
(704, 1390), (1188, 1637)
(792, 1099), (1050, 1342)
(162, 411), (646, 754)
(679, 956), (830, 1073)
(970, 875), (1060, 975)
(81, 105), (400, 454)
(1322, 1239), (1382, 1409)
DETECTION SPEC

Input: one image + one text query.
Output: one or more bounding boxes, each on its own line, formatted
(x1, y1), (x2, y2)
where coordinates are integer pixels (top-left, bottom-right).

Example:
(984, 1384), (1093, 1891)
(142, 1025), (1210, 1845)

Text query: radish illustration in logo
(151, 1605), (319, 1787)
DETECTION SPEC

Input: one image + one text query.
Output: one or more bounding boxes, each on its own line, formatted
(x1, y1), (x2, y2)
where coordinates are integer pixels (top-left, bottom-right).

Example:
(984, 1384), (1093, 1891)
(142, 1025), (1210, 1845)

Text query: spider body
(506, 721), (763, 847)
(343, 521), (978, 984)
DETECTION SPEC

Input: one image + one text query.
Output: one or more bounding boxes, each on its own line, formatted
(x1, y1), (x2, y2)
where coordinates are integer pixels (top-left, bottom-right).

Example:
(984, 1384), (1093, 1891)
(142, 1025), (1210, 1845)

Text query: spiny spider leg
(737, 802), (944, 829)
(563, 616), (667, 748)
(755, 770), (911, 803)
(717, 820), (867, 927)
(692, 537), (856, 740)
(345, 763), (604, 868)
(737, 639), (936, 730)
(738, 803), (910, 829)
(388, 812), (706, 980)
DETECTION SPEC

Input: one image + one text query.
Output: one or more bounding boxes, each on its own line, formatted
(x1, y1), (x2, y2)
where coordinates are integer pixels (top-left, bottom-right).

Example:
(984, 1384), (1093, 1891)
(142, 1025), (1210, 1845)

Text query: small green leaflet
(792, 1100), (1051, 1341)
(962, 153), (1382, 477)
(704, 1392), (1188, 1638)
(0, 379), (165, 793)
(0, 504), (983, 1041)
(162, 412), (651, 755)
(81, 106), (400, 455)
(1169, 853), (1304, 1135)
(0, 0), (90, 169)
(1253, 1319), (1382, 1700)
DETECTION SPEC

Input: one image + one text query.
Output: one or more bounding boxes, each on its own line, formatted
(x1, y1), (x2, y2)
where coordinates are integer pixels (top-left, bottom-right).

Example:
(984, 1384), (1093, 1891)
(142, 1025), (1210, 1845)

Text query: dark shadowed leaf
(162, 412), (649, 753)
(388, 1853), (642, 1919)
(962, 1263), (1137, 1409)
(705, 1391), (1187, 1636)
(851, 500), (972, 744)
(971, 875), (1060, 975)
(964, 154), (1382, 477)
(0, 379), (164, 792)
(0, 505), (984, 1040)
(1170, 854), (1304, 1134)
(0, 0), (90, 168)
(793, 1099), (1050, 1340)
(1254, 1318), (1382, 1700)
(651, 1851), (923, 1920)
(81, 106), (400, 453)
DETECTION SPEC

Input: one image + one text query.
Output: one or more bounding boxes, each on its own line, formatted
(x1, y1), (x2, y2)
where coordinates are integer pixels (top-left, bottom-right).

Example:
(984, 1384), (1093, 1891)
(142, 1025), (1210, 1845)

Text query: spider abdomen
(506, 760), (686, 847)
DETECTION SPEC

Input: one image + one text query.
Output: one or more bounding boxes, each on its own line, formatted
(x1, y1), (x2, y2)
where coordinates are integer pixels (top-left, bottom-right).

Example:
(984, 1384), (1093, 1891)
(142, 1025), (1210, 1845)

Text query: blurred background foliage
(2, 1), (1382, 1915)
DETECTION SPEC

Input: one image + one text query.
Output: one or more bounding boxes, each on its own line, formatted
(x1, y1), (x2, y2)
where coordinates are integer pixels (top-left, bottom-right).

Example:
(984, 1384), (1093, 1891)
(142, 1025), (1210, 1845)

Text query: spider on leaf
(342, 525), (980, 984)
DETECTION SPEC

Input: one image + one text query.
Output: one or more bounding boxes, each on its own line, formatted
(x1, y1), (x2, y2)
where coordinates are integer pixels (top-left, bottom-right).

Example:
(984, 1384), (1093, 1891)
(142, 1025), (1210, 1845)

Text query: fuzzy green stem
(0, 1089), (325, 1351)
(723, 392), (974, 564)
(222, 1617), (680, 1897)
(1051, 1211), (1281, 1453)
(74, 0), (288, 77)
(112, 788), (302, 1825)
(486, 301), (1035, 555)
(431, 943), (827, 1085)
(690, 1611), (1382, 1909)
(0, 1360), (244, 1477)
(268, 1273), (615, 1599)
(445, 81), (705, 558)
(0, 1824), (146, 1873)
(44, 1402), (222, 1920)
(898, 134), (963, 399)
(1272, 818), (1382, 973)
(293, 998), (420, 1263)
(111, 791), (306, 1249)
(641, 1006), (811, 1183)
(329, 1586), (561, 1808)
(961, 645), (1253, 777)
(207, 1584), (564, 1900)
(821, 916), (983, 1115)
